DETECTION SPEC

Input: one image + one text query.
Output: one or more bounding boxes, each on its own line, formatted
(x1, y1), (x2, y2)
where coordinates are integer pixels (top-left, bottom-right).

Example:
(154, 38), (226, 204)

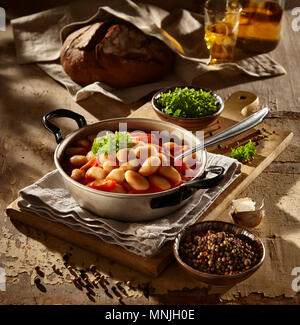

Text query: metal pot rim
(54, 117), (208, 199)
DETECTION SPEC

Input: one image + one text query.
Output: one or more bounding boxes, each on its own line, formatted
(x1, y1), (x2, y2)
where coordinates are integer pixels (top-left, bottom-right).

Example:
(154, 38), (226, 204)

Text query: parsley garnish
(155, 87), (219, 118)
(231, 141), (256, 162)
(91, 132), (132, 155)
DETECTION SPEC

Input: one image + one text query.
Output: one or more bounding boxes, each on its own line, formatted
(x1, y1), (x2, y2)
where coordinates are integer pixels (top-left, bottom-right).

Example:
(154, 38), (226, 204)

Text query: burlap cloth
(11, 0), (286, 104)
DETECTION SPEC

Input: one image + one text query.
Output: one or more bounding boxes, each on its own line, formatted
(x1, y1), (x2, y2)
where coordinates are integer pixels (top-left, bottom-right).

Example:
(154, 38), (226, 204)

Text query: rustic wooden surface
(5, 199), (174, 278)
(0, 0), (300, 305)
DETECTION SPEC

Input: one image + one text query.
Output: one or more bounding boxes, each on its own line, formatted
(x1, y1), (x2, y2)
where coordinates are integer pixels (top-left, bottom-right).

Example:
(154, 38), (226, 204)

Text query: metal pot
(43, 109), (225, 222)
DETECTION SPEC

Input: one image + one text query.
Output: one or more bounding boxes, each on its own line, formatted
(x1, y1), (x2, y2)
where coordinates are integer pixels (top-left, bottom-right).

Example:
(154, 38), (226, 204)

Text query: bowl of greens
(151, 86), (224, 130)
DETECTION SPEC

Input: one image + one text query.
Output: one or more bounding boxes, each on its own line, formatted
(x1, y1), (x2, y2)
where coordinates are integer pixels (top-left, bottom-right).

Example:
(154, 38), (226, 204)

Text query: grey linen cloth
(11, 0), (286, 104)
(18, 153), (241, 257)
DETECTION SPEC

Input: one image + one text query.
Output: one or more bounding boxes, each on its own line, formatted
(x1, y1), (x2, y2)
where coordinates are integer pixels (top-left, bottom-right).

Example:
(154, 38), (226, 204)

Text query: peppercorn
(63, 253), (70, 262)
(79, 270), (86, 279)
(116, 283), (127, 296)
(89, 264), (97, 273)
(118, 297), (126, 305)
(244, 258), (252, 266)
(180, 229), (260, 275)
(104, 289), (113, 299)
(34, 277), (41, 285)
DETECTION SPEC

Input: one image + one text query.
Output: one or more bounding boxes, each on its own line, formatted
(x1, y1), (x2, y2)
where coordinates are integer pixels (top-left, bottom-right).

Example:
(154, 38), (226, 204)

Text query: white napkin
(11, 0), (286, 104)
(18, 152), (241, 257)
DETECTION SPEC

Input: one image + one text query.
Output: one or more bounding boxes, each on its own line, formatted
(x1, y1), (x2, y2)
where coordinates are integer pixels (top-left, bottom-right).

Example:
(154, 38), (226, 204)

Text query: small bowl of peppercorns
(173, 221), (265, 286)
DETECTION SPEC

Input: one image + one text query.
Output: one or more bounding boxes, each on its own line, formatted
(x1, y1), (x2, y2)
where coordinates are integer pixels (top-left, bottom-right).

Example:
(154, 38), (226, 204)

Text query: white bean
(159, 152), (170, 166)
(125, 170), (150, 191)
(131, 140), (146, 148)
(71, 169), (84, 181)
(86, 150), (95, 161)
(76, 139), (90, 148)
(87, 134), (97, 142)
(69, 155), (88, 167)
(86, 166), (107, 180)
(152, 143), (161, 152)
(110, 184), (127, 194)
(102, 160), (117, 173)
(159, 166), (181, 185)
(149, 174), (171, 191)
(120, 159), (140, 171)
(98, 152), (117, 165)
(116, 148), (132, 163)
(162, 142), (175, 152)
(135, 144), (158, 160)
(66, 147), (87, 156)
(138, 156), (161, 176)
(106, 168), (125, 183)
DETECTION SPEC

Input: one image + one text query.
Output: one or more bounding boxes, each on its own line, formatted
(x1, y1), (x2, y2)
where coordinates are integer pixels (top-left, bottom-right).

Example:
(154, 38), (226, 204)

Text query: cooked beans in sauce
(63, 131), (200, 194)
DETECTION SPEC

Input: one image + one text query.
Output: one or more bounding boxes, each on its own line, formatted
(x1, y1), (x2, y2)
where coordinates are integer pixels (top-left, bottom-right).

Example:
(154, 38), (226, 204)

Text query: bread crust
(60, 22), (174, 88)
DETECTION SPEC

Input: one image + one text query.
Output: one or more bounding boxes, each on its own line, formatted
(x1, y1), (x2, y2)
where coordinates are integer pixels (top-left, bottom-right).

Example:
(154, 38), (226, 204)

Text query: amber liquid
(205, 22), (238, 63)
(237, 1), (283, 53)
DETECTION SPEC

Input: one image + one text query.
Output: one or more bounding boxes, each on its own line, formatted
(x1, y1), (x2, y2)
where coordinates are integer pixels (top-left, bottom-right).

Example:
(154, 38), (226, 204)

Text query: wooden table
(0, 0), (299, 305)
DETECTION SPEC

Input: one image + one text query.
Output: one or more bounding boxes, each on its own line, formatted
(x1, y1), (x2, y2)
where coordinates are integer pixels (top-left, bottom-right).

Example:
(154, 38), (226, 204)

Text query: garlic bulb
(231, 197), (264, 228)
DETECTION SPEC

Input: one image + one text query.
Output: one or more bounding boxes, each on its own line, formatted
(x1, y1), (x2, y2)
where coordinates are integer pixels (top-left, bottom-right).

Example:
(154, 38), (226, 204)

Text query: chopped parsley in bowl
(154, 87), (222, 118)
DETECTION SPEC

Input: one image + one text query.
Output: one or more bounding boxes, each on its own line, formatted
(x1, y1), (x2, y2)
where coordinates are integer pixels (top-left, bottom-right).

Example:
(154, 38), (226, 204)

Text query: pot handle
(150, 165), (225, 209)
(181, 166), (225, 190)
(42, 109), (87, 144)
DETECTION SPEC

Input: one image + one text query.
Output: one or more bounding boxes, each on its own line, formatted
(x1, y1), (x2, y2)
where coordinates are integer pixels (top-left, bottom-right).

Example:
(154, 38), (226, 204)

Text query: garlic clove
(231, 198), (264, 228)
(232, 197), (256, 212)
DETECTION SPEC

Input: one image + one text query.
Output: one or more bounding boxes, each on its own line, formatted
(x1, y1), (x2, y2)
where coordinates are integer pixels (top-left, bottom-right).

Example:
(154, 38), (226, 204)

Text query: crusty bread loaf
(60, 21), (175, 88)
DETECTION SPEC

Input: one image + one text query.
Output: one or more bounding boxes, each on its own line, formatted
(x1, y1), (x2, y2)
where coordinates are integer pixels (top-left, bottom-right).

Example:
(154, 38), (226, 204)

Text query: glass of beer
(237, 0), (285, 53)
(204, 0), (242, 64)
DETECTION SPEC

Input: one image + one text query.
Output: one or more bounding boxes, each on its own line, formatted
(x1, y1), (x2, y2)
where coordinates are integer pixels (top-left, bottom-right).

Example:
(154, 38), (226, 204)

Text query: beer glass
(204, 0), (242, 64)
(237, 0), (285, 53)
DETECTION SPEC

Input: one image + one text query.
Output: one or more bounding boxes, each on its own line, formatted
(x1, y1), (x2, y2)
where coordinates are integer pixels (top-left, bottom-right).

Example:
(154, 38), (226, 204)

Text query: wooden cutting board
(5, 91), (293, 277)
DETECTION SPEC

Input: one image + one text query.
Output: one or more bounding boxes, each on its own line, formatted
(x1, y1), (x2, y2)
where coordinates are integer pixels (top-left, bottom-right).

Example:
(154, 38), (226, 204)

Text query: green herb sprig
(91, 132), (132, 155)
(155, 87), (219, 118)
(231, 140), (256, 162)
